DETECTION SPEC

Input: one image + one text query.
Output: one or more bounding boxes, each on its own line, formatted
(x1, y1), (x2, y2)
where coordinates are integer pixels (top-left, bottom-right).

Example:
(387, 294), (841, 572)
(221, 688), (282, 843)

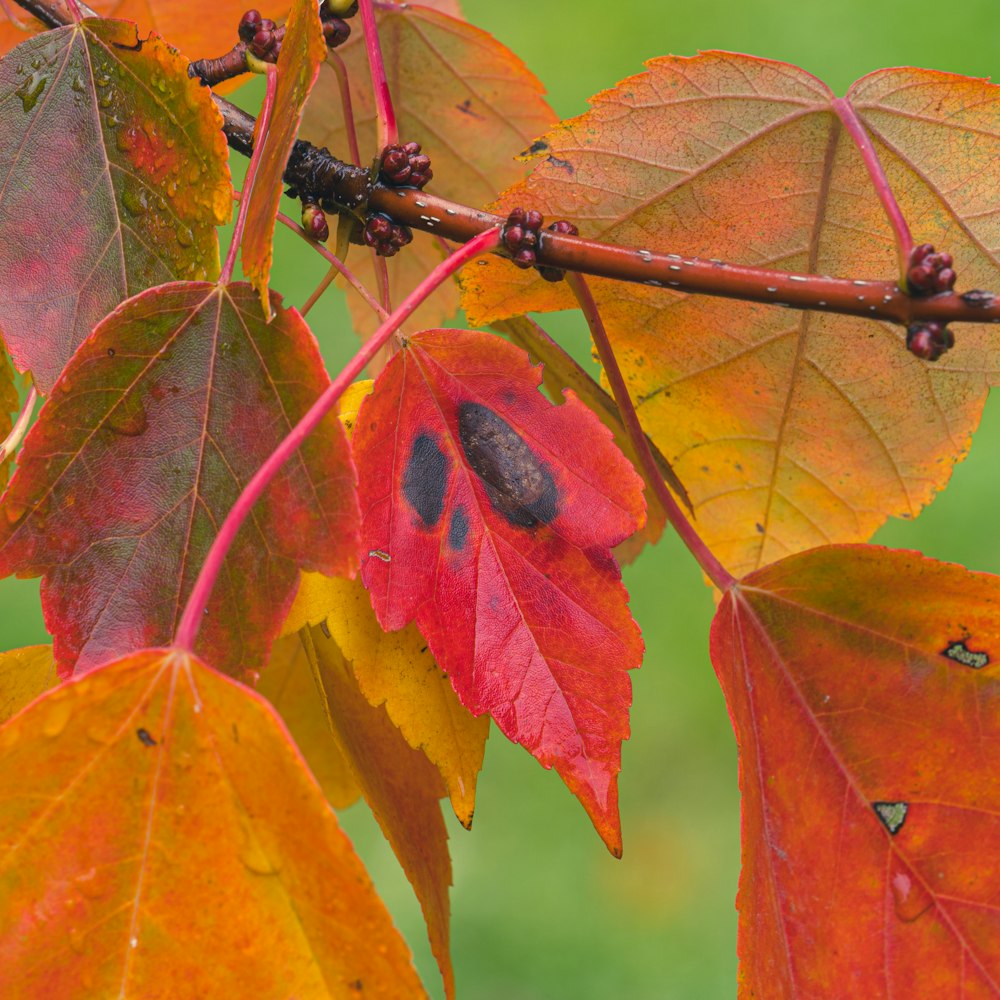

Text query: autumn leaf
(0, 647), (426, 998)
(257, 634), (361, 809)
(300, 0), (553, 332)
(0, 281), (359, 677)
(353, 328), (645, 854)
(0, 645), (56, 723)
(300, 625), (456, 999)
(494, 314), (690, 564)
(241, 0), (326, 315)
(282, 376), (488, 826)
(711, 545), (1000, 995)
(0, 2), (287, 90)
(0, 19), (232, 392)
(284, 569), (488, 827)
(462, 54), (1000, 579)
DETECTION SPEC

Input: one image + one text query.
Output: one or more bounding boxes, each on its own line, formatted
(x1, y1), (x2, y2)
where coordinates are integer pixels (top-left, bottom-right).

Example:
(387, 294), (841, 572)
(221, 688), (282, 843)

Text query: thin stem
(0, 386), (37, 463)
(301, 264), (341, 317)
(272, 207), (389, 319)
(372, 251), (391, 312)
(328, 49), (362, 166)
(0, 0), (31, 28)
(832, 97), (913, 277)
(358, 0), (397, 150)
(221, 64), (277, 283)
(173, 225), (502, 652)
(566, 273), (735, 591)
(63, 0), (80, 20)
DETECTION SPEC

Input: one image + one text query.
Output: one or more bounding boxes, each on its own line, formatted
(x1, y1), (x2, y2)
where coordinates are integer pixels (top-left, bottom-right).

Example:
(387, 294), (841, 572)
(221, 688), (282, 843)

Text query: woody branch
(15, 0), (1000, 331)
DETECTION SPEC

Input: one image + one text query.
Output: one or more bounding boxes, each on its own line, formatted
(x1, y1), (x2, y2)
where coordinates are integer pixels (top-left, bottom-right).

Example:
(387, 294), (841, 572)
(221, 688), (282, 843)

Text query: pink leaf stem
(358, 0), (397, 150)
(566, 272), (735, 592)
(173, 225), (502, 652)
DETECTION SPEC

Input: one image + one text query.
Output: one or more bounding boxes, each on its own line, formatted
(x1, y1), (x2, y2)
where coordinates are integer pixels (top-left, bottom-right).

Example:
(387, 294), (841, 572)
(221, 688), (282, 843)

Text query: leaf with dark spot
(711, 544), (1000, 994)
(353, 328), (645, 855)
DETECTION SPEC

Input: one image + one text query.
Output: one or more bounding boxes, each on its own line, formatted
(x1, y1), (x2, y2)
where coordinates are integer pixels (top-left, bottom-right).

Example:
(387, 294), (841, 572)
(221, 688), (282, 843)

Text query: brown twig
(15, 0), (1000, 330)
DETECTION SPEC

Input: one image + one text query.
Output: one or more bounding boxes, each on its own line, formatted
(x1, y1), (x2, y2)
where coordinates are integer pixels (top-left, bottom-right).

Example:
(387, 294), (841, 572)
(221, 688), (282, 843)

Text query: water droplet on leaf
(42, 699), (71, 738)
(75, 866), (108, 899)
(17, 73), (47, 113)
(891, 871), (933, 923)
(69, 926), (86, 954)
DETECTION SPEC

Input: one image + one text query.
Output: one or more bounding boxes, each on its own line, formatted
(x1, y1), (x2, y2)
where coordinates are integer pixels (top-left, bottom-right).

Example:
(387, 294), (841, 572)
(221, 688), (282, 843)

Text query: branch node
(379, 141), (432, 188)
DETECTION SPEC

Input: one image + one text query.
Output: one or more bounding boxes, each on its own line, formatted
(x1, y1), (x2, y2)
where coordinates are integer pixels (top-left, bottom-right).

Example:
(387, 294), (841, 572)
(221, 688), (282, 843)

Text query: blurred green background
(6, 0), (1000, 996)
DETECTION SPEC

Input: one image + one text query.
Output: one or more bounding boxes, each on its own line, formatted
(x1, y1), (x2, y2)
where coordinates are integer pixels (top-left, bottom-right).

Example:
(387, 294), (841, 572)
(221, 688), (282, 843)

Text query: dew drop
(121, 189), (148, 218)
(75, 866), (107, 900)
(891, 871), (933, 923)
(129, 936), (138, 949)
(42, 699), (71, 738)
(176, 226), (194, 248)
(85, 721), (115, 745)
(240, 835), (281, 876)
(17, 73), (47, 113)
(69, 926), (86, 954)
(95, 74), (110, 88)
(71, 74), (85, 93)
(106, 391), (148, 437)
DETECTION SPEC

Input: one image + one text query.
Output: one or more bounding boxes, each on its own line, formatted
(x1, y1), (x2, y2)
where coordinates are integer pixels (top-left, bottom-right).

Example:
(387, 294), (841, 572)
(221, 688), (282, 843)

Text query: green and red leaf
(353, 328), (644, 854)
(711, 545), (1000, 995)
(0, 19), (231, 392)
(0, 281), (359, 677)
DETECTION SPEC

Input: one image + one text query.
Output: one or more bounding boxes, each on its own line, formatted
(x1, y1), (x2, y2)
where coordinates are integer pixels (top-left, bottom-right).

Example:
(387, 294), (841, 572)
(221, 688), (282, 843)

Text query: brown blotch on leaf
(458, 402), (558, 528)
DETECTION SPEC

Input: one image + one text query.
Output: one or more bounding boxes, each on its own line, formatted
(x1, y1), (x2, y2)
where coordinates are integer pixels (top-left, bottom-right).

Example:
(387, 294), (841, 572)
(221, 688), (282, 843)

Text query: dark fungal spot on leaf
(873, 801), (908, 835)
(402, 433), (448, 527)
(449, 508), (469, 551)
(942, 640), (989, 669)
(456, 98), (484, 120)
(136, 727), (157, 747)
(458, 402), (558, 528)
(546, 154), (574, 173)
(525, 138), (548, 156)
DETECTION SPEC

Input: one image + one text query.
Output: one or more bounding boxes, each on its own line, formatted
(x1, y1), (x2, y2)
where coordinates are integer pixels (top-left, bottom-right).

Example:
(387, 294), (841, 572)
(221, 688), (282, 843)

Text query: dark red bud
(513, 248), (536, 268)
(239, 9), (262, 41)
(548, 219), (579, 236)
(508, 207), (526, 226)
(503, 225), (524, 251)
(908, 264), (933, 289)
(936, 268), (956, 292)
(911, 243), (935, 264)
(525, 210), (544, 230)
(908, 328), (938, 359)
